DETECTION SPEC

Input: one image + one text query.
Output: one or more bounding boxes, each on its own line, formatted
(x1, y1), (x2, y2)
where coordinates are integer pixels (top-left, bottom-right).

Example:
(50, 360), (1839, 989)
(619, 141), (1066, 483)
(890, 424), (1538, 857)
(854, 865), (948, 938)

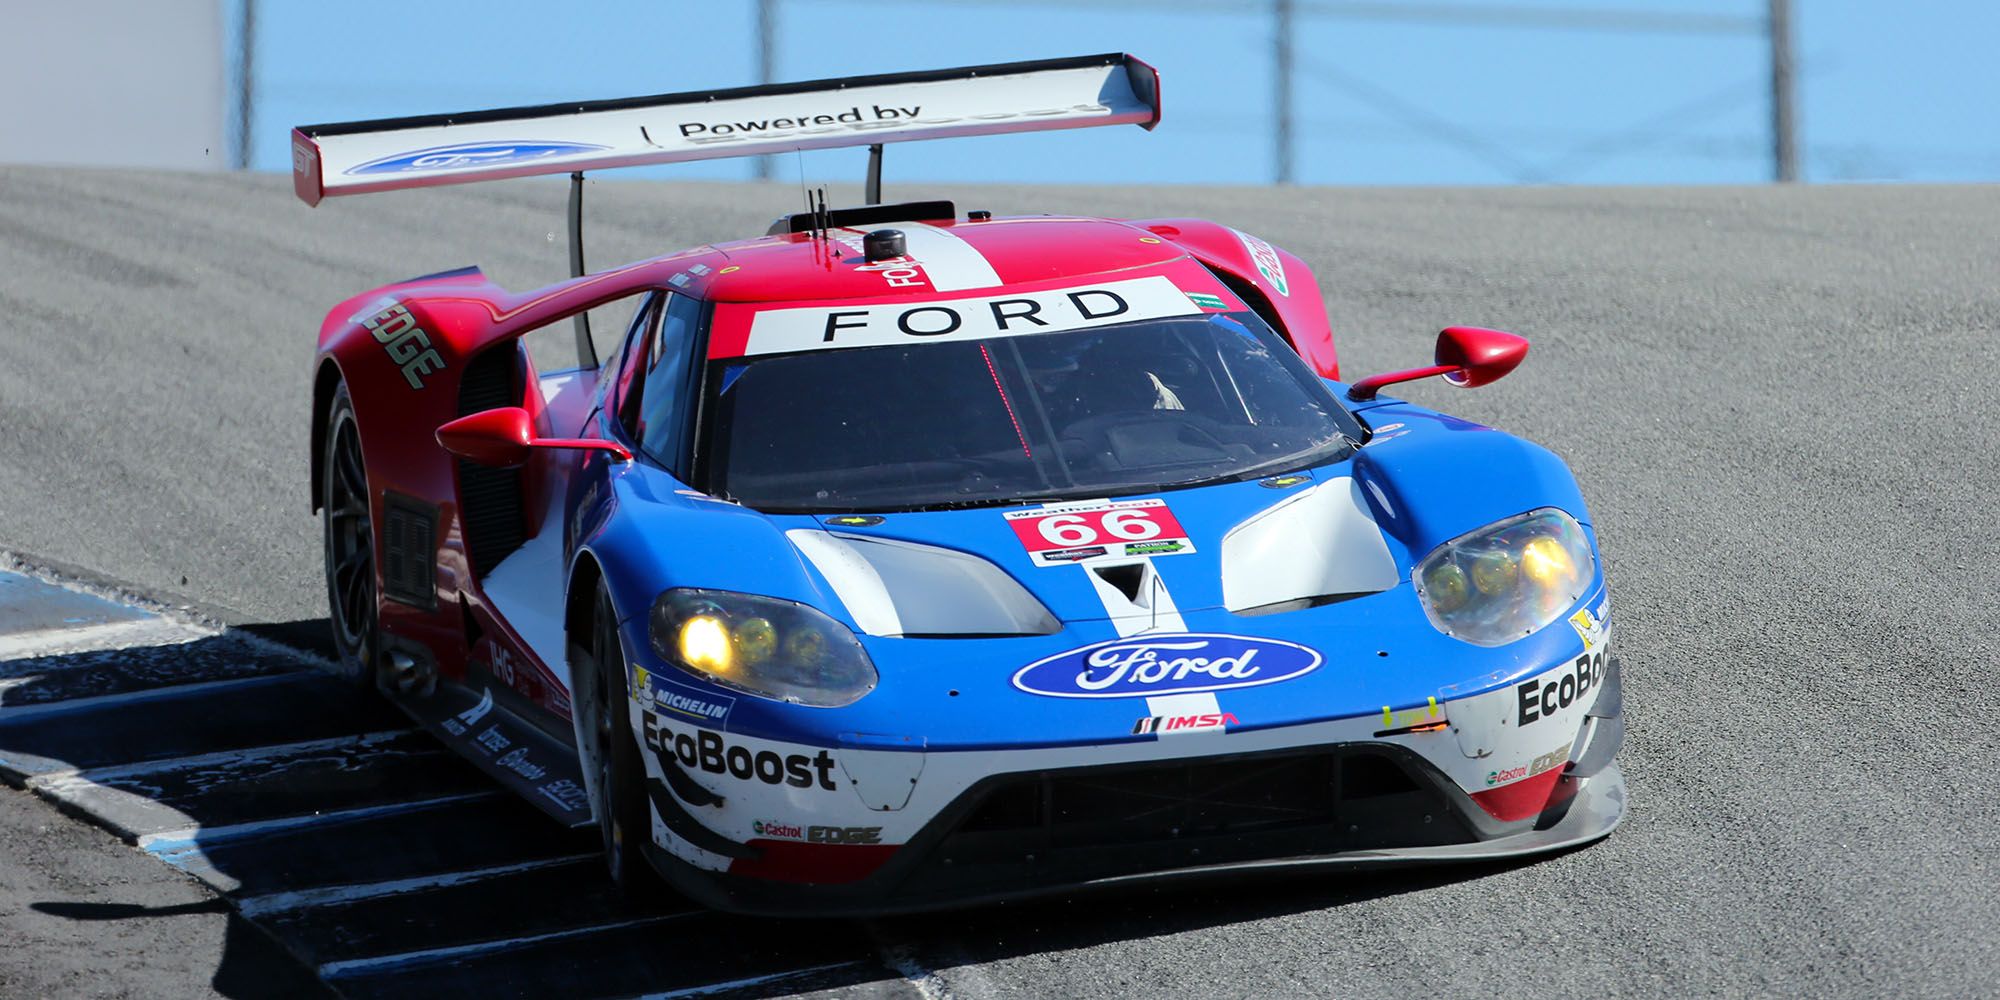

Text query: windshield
(701, 310), (1362, 512)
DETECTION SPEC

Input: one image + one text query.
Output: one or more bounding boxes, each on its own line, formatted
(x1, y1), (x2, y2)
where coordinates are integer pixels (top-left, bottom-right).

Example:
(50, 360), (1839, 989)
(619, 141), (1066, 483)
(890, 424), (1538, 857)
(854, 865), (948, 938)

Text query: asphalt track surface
(1, 165), (1996, 998)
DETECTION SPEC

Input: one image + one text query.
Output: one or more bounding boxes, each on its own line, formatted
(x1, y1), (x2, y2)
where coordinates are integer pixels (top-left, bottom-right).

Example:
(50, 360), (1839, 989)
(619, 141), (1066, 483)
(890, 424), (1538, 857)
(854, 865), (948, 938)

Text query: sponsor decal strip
(1013, 633), (1321, 698)
(1517, 650), (1606, 727)
(643, 713), (841, 792)
(1232, 228), (1290, 296)
(731, 275), (1200, 358)
(1134, 691), (1235, 735)
(347, 296), (446, 389)
(1005, 498), (1197, 568)
(346, 141), (609, 175)
(1487, 741), (1573, 788)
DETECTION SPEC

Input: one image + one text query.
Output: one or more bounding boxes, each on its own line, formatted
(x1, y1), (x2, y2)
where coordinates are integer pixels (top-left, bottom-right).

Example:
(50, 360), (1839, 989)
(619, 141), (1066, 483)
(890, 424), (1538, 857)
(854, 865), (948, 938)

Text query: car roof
(699, 214), (1193, 304)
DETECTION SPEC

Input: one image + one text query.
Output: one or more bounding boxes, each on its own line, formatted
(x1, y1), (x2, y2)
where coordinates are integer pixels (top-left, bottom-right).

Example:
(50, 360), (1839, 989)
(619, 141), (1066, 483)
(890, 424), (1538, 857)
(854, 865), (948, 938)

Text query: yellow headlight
(679, 615), (733, 673)
(1469, 550), (1518, 595)
(1519, 535), (1577, 588)
(735, 617), (777, 664)
(1424, 561), (1471, 613)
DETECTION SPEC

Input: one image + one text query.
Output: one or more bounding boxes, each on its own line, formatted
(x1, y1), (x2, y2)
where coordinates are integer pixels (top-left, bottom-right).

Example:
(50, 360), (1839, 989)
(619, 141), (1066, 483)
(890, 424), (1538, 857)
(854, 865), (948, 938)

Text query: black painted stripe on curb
(0, 671), (407, 779)
(328, 917), (907, 1000)
(0, 632), (301, 708)
(33, 730), (490, 843)
(153, 794), (597, 898)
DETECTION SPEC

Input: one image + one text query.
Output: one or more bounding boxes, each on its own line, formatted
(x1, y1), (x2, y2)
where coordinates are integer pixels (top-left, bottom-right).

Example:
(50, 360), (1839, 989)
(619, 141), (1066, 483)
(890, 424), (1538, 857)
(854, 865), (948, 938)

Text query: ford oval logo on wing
(345, 141), (609, 175)
(1011, 633), (1322, 699)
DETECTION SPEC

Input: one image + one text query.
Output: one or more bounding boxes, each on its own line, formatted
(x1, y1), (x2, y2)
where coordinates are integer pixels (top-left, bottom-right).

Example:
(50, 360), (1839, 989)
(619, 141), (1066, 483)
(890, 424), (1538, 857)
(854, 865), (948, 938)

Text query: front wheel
(583, 580), (660, 896)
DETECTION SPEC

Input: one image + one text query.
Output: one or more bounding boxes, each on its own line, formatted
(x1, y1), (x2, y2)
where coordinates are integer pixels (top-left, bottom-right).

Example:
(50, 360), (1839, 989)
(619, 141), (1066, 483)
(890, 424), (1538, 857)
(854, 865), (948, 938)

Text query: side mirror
(435, 407), (631, 467)
(1346, 326), (1528, 401)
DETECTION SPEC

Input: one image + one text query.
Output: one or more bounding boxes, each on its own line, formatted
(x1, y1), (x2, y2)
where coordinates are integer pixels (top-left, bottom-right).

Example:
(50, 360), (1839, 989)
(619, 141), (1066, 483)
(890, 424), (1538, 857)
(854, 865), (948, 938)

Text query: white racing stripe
(318, 913), (696, 979)
(878, 221), (1002, 291)
(235, 854), (599, 917)
(141, 790), (498, 855)
(869, 930), (956, 1000)
(0, 618), (210, 660)
(633, 961), (876, 1000)
(1084, 558), (1189, 637)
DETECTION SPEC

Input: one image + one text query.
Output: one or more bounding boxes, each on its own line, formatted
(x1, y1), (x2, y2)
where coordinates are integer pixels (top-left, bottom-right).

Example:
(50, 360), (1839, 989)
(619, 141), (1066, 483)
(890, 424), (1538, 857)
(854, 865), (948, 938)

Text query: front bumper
(637, 668), (1627, 916)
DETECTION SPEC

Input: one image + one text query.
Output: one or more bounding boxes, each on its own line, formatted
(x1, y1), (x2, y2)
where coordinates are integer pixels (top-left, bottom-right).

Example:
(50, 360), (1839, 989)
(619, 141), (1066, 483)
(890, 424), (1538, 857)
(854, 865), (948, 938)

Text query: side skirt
(393, 675), (594, 829)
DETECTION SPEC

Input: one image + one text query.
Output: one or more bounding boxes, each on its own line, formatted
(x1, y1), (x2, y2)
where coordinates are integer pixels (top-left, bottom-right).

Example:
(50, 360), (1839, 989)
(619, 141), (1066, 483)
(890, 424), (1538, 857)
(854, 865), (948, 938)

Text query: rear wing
(290, 53), (1160, 206)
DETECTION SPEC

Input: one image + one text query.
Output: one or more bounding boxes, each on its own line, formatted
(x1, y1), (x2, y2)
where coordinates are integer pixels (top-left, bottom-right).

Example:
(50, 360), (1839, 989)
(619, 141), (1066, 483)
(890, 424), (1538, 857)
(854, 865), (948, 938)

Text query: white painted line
(318, 913), (694, 979)
(140, 790), (498, 854)
(0, 617), (209, 661)
(31, 729), (420, 786)
(632, 960), (871, 1000)
(869, 924), (956, 1000)
(0, 671), (302, 723)
(235, 854), (599, 917)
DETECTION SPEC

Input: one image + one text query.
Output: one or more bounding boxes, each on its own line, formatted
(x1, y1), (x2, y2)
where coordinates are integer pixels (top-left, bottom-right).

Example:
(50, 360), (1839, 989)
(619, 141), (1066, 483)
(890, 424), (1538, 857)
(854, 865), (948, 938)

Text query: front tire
(322, 382), (376, 686)
(583, 580), (659, 896)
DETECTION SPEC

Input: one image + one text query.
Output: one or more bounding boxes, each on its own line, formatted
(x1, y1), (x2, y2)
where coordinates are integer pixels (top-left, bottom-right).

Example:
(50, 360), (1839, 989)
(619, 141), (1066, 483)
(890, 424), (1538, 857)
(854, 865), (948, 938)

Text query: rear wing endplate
(290, 53), (1160, 206)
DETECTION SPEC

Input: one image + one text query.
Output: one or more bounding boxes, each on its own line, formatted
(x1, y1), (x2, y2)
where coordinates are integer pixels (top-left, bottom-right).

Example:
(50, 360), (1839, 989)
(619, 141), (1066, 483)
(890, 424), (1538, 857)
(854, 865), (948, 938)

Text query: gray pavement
(1, 166), (1997, 997)
(0, 782), (328, 1000)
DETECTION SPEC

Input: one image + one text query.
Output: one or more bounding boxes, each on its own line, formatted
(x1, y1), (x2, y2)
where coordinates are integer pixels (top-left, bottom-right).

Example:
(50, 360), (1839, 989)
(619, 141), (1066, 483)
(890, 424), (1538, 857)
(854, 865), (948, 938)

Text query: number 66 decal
(1005, 498), (1196, 567)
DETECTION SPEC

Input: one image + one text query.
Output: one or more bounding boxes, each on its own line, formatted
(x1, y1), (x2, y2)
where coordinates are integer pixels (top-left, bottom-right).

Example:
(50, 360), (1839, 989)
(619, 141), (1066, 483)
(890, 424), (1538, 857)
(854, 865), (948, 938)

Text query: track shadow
(27, 901), (338, 999)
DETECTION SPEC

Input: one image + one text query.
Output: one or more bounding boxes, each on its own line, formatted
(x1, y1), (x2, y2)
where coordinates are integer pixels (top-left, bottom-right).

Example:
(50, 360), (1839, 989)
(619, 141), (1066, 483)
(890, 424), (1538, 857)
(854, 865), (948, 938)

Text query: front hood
(611, 402), (1600, 747)
(780, 467), (1400, 636)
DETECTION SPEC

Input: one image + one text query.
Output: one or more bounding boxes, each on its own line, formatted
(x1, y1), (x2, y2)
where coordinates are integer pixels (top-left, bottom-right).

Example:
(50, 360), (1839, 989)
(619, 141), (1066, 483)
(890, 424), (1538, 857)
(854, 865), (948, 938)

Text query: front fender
(578, 464), (841, 630)
(1351, 401), (1593, 560)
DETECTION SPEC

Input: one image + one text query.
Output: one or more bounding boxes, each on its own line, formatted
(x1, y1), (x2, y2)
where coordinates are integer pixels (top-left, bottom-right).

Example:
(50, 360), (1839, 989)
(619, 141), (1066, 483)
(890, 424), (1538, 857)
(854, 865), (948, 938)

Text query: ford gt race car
(294, 54), (1623, 914)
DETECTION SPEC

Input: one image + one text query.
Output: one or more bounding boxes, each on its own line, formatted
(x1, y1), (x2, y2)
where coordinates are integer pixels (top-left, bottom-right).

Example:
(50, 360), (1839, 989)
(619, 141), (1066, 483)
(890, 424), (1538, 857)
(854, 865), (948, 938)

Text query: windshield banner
(722, 275), (1202, 358)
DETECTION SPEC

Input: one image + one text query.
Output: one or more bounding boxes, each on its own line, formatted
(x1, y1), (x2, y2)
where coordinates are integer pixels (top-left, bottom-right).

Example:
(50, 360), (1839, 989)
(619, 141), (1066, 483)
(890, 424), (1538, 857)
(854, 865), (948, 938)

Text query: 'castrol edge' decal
(1012, 633), (1322, 699)
(731, 275), (1200, 357)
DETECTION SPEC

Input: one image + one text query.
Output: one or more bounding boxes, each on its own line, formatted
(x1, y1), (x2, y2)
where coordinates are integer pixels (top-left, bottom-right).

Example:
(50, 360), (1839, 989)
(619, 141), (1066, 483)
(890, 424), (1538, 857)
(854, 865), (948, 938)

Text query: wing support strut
(865, 143), (883, 205)
(568, 171), (595, 366)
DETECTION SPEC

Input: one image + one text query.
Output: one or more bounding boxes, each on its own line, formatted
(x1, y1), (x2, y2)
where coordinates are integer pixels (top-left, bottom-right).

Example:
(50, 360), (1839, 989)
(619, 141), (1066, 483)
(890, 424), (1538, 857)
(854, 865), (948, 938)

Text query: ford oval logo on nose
(1011, 633), (1322, 699)
(346, 141), (609, 175)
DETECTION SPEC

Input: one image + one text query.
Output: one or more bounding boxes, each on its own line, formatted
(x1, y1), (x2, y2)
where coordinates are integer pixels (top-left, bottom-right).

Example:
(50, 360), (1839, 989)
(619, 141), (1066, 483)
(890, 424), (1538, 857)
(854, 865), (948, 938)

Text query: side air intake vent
(380, 493), (437, 609)
(456, 345), (526, 575)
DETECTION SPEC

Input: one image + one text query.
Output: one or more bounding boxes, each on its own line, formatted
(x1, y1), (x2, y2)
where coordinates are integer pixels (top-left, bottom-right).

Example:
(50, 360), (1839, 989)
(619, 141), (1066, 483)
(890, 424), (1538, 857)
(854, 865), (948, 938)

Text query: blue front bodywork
(569, 384), (1602, 754)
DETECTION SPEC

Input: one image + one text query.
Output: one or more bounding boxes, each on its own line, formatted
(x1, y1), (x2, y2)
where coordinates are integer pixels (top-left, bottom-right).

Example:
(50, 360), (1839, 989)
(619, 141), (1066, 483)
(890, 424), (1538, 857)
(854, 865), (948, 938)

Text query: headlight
(648, 589), (877, 707)
(1414, 508), (1595, 646)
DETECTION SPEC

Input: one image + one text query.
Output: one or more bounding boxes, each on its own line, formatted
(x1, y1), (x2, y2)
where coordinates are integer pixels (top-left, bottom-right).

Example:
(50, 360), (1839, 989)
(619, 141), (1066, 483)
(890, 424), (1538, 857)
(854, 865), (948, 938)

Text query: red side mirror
(1435, 326), (1528, 387)
(1346, 326), (1529, 401)
(437, 408), (534, 467)
(436, 407), (631, 467)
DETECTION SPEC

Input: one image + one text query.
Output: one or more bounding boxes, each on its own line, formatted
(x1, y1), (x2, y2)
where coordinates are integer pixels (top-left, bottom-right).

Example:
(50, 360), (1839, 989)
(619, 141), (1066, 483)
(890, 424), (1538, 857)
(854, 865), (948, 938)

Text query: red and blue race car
(295, 53), (1623, 915)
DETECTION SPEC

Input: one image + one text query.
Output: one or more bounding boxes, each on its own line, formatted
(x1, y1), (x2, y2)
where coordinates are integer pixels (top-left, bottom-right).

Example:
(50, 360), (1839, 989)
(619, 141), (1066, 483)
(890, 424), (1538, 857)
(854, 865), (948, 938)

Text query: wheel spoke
(330, 495), (368, 523)
(336, 438), (367, 499)
(334, 544), (367, 582)
(341, 554), (371, 618)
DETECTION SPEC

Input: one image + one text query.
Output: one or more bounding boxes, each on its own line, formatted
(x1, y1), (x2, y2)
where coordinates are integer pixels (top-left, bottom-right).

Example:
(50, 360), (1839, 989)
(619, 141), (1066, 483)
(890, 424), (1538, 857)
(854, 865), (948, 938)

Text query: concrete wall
(0, 0), (226, 170)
